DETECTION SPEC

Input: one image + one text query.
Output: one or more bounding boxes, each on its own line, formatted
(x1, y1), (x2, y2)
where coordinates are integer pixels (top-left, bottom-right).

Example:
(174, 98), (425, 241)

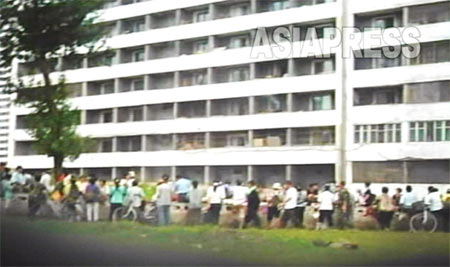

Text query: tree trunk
(53, 155), (64, 181)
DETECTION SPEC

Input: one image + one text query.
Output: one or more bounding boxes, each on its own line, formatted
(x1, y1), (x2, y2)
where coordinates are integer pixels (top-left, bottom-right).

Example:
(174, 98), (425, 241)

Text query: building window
(405, 81), (450, 104)
(292, 127), (335, 146)
(132, 79), (144, 91)
(132, 49), (145, 62)
(312, 59), (334, 74)
(411, 41), (450, 66)
(255, 94), (287, 114)
(354, 86), (403, 106)
(86, 109), (113, 124)
(176, 133), (205, 150)
(373, 16), (396, 29)
(146, 135), (173, 151)
(354, 124), (401, 144)
(92, 138), (113, 153)
(210, 131), (248, 148)
(193, 10), (209, 23)
(230, 4), (249, 17)
(117, 136), (142, 152)
(228, 67), (249, 82)
(118, 106), (143, 122)
(122, 18), (145, 34)
(147, 103), (174, 121)
(409, 121), (450, 142)
(253, 129), (287, 147)
(229, 35), (250, 49)
(408, 2), (450, 26)
(193, 40), (208, 54)
(269, 0), (289, 11)
(177, 101), (206, 118)
(293, 91), (335, 111)
(211, 97), (249, 116)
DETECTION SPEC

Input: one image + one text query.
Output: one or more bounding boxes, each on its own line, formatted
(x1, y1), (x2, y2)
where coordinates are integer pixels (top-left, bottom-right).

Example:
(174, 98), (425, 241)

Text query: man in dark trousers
(243, 180), (261, 228)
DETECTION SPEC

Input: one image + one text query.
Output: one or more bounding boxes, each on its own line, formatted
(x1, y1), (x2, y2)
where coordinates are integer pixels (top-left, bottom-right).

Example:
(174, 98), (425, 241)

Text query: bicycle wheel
(112, 207), (137, 222)
(410, 212), (438, 233)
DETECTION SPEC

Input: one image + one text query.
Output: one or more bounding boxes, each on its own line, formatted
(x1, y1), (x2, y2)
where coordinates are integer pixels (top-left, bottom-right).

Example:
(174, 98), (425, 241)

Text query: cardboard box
(253, 138), (266, 147)
(266, 136), (282, 147)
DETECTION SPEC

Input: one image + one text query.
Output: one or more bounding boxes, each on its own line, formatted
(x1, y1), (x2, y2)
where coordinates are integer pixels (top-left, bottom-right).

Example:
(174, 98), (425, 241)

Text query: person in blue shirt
(109, 178), (127, 221)
(174, 175), (192, 203)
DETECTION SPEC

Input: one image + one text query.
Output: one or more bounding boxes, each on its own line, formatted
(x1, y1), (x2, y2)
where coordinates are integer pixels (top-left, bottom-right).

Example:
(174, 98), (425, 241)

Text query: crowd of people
(1, 163), (449, 232)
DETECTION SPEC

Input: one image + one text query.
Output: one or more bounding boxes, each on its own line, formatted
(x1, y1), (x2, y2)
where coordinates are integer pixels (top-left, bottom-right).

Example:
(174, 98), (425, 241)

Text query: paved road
(1, 217), (248, 266)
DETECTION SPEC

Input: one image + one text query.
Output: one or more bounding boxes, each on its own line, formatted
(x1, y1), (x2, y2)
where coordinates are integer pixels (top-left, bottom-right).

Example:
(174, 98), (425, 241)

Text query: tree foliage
(0, 0), (106, 177)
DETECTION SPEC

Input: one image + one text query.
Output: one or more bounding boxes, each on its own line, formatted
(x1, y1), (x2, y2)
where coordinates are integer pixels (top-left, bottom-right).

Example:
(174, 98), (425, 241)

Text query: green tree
(0, 0), (106, 178)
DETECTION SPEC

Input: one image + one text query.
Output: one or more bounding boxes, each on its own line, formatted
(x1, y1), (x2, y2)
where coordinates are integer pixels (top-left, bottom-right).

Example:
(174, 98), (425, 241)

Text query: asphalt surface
(0, 217), (248, 266)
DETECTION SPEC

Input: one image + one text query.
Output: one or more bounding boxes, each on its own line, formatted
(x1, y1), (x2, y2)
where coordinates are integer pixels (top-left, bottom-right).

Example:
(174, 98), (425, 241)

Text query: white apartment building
(9, 0), (450, 192)
(0, 68), (11, 162)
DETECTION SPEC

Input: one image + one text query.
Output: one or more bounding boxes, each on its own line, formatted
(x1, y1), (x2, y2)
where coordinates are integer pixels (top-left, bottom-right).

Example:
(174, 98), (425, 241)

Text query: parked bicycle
(409, 201), (438, 233)
(112, 201), (157, 225)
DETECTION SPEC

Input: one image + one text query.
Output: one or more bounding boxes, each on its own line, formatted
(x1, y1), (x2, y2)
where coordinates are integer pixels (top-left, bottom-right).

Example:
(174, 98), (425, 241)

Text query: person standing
(85, 178), (101, 222)
(11, 166), (26, 192)
(109, 178), (127, 220)
(173, 175), (192, 203)
(1, 174), (13, 213)
(186, 181), (203, 225)
(232, 180), (248, 223)
(335, 181), (352, 229)
(399, 185), (416, 216)
(317, 185), (336, 230)
(424, 187), (446, 231)
(296, 186), (308, 228)
(155, 175), (172, 226)
(28, 175), (47, 219)
(267, 183), (283, 227)
(281, 181), (299, 228)
(243, 181), (261, 228)
(40, 171), (53, 193)
(205, 181), (225, 224)
(126, 180), (145, 217)
(376, 187), (395, 230)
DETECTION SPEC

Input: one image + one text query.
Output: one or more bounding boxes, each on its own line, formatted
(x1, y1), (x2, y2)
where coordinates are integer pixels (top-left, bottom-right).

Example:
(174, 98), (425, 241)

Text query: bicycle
(409, 202), (438, 233)
(112, 201), (157, 224)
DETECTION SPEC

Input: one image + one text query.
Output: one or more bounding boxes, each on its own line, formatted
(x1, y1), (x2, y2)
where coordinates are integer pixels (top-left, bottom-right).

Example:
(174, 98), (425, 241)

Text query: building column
(249, 96), (255, 115)
(140, 166), (146, 182)
(249, 63), (256, 80)
(204, 166), (210, 185)
(207, 67), (214, 84)
(81, 82), (88, 97)
(171, 166), (176, 180)
(114, 78), (120, 93)
(208, 36), (215, 52)
(286, 128), (292, 146)
(144, 75), (150, 91)
(286, 165), (292, 181)
(288, 58), (296, 77)
(287, 93), (293, 112)
(174, 40), (181, 57)
(112, 137), (117, 152)
(205, 132), (210, 149)
(250, 0), (257, 14)
(206, 100), (211, 117)
(173, 102), (178, 119)
(248, 130), (254, 147)
(145, 44), (151, 61)
(247, 165), (253, 181)
(80, 110), (87, 125)
(209, 3), (216, 20)
(112, 107), (118, 123)
(175, 9), (182, 26)
(145, 14), (151, 30)
(141, 135), (146, 152)
(174, 71), (180, 88)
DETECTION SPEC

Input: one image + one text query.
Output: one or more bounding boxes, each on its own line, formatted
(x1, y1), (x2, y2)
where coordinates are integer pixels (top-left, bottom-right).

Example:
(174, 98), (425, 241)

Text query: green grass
(18, 219), (450, 266)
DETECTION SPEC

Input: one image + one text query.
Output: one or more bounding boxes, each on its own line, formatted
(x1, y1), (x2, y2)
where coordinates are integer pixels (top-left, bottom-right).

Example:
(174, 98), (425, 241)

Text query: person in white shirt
(40, 171), (53, 193)
(424, 186), (447, 231)
(399, 185), (416, 214)
(317, 185), (336, 230)
(154, 175), (173, 226)
(126, 180), (145, 209)
(281, 181), (299, 228)
(206, 181), (225, 224)
(232, 180), (248, 221)
(186, 181), (204, 225)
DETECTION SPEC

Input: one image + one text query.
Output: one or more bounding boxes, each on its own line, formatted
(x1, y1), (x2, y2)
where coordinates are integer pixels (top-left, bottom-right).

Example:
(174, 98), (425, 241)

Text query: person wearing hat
(205, 180), (225, 224)
(267, 182), (283, 227)
(109, 178), (127, 221)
